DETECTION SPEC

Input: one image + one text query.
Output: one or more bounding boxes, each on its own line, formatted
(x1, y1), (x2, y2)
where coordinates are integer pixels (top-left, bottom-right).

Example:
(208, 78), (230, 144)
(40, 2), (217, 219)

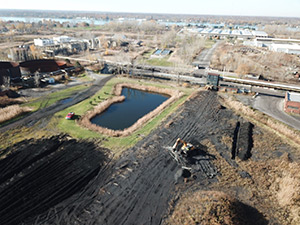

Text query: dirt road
(0, 74), (114, 132)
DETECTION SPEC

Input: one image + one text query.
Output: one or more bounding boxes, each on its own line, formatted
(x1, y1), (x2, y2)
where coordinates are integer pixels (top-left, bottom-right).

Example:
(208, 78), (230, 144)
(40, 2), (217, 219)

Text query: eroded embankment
(0, 136), (108, 225)
(220, 95), (300, 147)
(167, 191), (267, 225)
(79, 83), (182, 137)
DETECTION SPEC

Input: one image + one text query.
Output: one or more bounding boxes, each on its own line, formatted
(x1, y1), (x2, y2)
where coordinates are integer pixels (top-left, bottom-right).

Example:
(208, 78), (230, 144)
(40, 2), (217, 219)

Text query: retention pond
(91, 88), (169, 130)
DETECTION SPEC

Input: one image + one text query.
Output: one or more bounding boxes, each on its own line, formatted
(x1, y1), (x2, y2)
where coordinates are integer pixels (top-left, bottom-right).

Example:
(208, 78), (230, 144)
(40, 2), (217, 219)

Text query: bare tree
(115, 52), (132, 74)
(235, 63), (250, 76)
(34, 71), (40, 88)
(177, 35), (205, 64)
(2, 75), (10, 90)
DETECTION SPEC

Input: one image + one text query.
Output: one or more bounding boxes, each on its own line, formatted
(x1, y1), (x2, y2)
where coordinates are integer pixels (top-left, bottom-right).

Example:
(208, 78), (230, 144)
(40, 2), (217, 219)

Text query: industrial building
(53, 36), (72, 44)
(33, 36), (98, 57)
(186, 28), (268, 39)
(0, 62), (21, 86)
(206, 73), (220, 90)
(269, 44), (300, 55)
(34, 36), (73, 47)
(244, 38), (300, 55)
(19, 59), (68, 74)
(34, 38), (54, 47)
(284, 92), (300, 114)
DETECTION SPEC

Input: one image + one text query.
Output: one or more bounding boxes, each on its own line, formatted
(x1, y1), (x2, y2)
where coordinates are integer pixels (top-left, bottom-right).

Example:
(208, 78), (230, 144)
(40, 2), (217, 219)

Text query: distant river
(0, 16), (263, 30)
(0, 16), (109, 25)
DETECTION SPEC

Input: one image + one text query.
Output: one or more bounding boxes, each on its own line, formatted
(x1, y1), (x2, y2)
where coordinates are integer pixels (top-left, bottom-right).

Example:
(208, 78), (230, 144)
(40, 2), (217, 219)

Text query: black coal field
(0, 136), (109, 225)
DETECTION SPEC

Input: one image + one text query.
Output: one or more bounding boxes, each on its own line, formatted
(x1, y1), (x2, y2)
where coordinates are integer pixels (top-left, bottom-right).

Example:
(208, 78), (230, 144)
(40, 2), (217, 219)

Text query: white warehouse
(34, 38), (54, 47)
(269, 43), (300, 55)
(34, 36), (72, 47)
(53, 36), (72, 44)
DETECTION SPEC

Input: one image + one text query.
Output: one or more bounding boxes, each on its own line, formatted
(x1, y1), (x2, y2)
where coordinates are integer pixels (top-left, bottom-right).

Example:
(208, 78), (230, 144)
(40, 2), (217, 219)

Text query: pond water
(91, 88), (169, 130)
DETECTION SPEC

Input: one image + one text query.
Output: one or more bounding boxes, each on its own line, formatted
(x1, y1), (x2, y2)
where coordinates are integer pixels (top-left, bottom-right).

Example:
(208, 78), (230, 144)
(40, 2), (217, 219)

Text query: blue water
(59, 97), (73, 104)
(91, 88), (169, 130)
(0, 16), (263, 30)
(0, 16), (109, 25)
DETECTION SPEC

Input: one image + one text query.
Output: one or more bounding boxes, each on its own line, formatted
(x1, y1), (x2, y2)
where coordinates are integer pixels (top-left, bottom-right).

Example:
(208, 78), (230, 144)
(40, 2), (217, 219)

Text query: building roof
(271, 43), (300, 51)
(0, 61), (19, 69)
(251, 31), (268, 36)
(287, 92), (300, 102)
(241, 30), (252, 36)
(256, 38), (300, 43)
(187, 28), (269, 38)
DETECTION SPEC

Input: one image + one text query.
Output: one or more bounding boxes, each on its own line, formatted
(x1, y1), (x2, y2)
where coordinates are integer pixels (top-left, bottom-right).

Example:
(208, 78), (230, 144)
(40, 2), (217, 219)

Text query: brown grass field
(0, 105), (32, 124)
(167, 135), (300, 225)
(167, 190), (263, 225)
(0, 96), (25, 108)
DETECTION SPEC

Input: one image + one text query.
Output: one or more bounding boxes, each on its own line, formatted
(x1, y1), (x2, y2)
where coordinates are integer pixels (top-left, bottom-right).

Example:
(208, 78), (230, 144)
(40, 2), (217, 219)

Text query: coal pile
(231, 121), (254, 160)
(236, 122), (254, 160)
(0, 136), (108, 225)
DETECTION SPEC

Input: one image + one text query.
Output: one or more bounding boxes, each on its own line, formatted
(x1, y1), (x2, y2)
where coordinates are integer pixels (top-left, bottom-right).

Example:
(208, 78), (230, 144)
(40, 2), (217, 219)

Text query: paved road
(193, 41), (221, 77)
(253, 94), (300, 130)
(0, 73), (114, 132)
(193, 41), (221, 67)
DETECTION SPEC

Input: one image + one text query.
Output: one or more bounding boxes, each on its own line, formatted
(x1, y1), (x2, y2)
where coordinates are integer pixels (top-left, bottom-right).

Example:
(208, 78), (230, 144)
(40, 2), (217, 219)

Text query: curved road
(253, 94), (300, 130)
(0, 73), (114, 132)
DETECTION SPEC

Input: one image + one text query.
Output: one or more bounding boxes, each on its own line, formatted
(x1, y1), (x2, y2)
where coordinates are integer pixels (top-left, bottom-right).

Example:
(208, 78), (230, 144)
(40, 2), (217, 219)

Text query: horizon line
(0, 8), (299, 19)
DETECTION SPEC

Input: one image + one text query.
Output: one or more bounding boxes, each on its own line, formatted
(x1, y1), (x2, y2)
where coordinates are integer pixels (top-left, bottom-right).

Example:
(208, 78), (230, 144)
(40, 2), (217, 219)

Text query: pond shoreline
(79, 83), (182, 137)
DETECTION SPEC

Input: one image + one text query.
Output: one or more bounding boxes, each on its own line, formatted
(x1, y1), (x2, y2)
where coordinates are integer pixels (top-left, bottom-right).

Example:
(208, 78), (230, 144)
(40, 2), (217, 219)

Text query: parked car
(65, 112), (75, 120)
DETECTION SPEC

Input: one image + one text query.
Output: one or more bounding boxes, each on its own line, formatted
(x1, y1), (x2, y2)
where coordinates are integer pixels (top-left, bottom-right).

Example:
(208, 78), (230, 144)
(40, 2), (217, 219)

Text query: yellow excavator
(172, 138), (195, 154)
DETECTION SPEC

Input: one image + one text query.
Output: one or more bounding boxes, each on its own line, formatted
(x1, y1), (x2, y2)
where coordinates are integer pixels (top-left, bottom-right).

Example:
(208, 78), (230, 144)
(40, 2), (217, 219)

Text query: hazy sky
(1, 0), (300, 18)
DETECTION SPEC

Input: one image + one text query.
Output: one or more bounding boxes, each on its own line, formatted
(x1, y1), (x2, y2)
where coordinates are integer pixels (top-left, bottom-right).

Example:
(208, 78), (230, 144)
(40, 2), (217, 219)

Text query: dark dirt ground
(0, 90), (299, 225)
(0, 136), (109, 225)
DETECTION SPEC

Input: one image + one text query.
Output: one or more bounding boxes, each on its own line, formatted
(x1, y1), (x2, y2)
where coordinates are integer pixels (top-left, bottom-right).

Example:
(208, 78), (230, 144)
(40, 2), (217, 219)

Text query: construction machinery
(166, 138), (218, 179)
(172, 138), (195, 154)
(165, 138), (196, 170)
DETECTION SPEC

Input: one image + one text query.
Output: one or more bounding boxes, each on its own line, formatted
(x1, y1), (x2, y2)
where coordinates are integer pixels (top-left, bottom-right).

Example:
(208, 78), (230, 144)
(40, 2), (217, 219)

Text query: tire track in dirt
(60, 91), (226, 225)
(29, 91), (240, 225)
(0, 136), (109, 225)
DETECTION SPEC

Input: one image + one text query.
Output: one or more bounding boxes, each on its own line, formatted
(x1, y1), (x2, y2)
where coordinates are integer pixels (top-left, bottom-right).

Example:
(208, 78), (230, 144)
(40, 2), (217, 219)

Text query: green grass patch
(22, 84), (89, 111)
(51, 77), (194, 154)
(76, 73), (94, 82)
(142, 50), (155, 58)
(145, 57), (175, 67)
(205, 39), (216, 48)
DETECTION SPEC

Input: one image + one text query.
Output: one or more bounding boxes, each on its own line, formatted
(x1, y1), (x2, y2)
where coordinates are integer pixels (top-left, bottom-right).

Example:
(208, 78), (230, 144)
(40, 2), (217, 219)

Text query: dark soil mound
(0, 89), (20, 98)
(20, 59), (67, 73)
(231, 121), (254, 160)
(0, 135), (108, 225)
(237, 122), (254, 160)
(167, 191), (267, 225)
